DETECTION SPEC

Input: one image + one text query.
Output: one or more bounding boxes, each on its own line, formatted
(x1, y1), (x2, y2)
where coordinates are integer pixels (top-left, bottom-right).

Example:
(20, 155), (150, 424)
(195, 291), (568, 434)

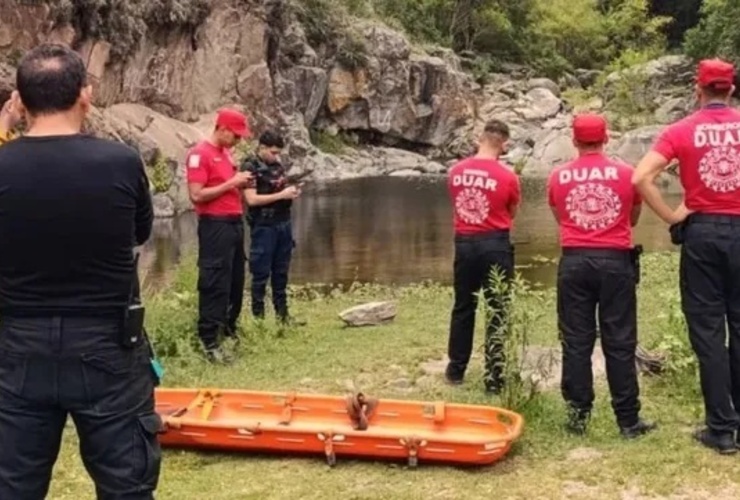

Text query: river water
(138, 176), (682, 290)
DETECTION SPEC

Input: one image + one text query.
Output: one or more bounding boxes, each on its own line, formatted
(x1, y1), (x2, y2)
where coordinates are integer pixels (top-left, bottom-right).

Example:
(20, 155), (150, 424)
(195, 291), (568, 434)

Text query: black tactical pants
(680, 214), (740, 434)
(0, 315), (161, 500)
(197, 215), (246, 348)
(447, 231), (514, 389)
(557, 248), (641, 428)
(249, 220), (294, 320)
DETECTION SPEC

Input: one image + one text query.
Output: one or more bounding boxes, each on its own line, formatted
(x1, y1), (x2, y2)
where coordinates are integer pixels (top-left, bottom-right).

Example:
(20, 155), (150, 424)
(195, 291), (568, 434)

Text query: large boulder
(325, 22), (477, 148)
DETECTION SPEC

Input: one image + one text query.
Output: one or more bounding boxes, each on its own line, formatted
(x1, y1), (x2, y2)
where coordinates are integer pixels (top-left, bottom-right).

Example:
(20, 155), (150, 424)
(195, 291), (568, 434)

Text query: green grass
(48, 252), (740, 499)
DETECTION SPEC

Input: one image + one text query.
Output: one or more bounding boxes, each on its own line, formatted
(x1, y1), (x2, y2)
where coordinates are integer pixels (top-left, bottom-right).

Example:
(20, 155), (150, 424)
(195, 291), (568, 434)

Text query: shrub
(49, 0), (211, 61)
(684, 0), (740, 68)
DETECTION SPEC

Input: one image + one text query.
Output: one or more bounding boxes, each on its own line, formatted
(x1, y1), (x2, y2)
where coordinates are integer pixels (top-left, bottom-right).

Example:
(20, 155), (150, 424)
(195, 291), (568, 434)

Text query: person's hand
(280, 185), (300, 199)
(668, 202), (694, 225)
(230, 171), (253, 188)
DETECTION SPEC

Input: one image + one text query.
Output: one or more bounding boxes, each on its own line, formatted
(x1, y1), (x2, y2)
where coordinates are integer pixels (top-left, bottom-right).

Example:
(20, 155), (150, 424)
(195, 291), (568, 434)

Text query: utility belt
(561, 245), (644, 284)
(454, 229), (510, 243)
(247, 208), (291, 227)
(670, 213), (740, 245)
(198, 214), (243, 224)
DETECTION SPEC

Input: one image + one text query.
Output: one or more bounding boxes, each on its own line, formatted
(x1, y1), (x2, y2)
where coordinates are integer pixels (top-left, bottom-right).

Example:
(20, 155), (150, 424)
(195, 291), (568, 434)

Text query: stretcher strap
(400, 436), (427, 467)
(345, 392), (378, 431)
(317, 431), (345, 467)
(278, 391), (297, 425)
(165, 389), (220, 429)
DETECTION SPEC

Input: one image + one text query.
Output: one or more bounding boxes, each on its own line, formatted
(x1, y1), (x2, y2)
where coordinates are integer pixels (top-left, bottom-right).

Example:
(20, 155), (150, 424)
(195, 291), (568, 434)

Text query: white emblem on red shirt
(188, 154), (201, 168)
(698, 146), (740, 193)
(454, 188), (491, 225)
(565, 183), (622, 230)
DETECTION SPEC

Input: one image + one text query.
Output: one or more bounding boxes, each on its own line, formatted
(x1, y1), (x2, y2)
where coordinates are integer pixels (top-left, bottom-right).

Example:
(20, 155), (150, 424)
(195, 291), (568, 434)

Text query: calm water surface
(138, 177), (681, 290)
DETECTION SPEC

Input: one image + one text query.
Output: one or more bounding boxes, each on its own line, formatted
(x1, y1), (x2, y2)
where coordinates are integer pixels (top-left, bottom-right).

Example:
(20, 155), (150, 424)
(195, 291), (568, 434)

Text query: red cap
(572, 113), (607, 143)
(215, 108), (250, 138)
(697, 59), (735, 89)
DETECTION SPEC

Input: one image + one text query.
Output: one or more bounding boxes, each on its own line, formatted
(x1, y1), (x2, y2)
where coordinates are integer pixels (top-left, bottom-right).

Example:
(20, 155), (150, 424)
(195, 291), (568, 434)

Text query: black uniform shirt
(0, 134), (153, 316)
(242, 156), (292, 224)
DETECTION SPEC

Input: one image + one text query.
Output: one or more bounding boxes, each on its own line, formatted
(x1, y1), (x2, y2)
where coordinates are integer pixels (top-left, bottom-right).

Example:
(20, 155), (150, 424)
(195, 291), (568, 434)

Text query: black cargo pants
(446, 230), (514, 389)
(197, 215), (246, 348)
(679, 213), (740, 434)
(557, 248), (641, 428)
(0, 315), (161, 500)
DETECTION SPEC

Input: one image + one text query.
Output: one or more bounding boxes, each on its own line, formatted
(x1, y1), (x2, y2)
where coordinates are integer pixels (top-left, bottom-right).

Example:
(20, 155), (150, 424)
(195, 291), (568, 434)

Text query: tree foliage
(684, 0), (740, 68)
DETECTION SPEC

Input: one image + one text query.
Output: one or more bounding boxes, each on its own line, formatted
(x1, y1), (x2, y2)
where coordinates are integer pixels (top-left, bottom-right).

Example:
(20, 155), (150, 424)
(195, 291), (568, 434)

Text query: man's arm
(185, 150), (250, 204)
(134, 156), (154, 246)
(241, 159), (297, 206)
(243, 187), (294, 207)
(632, 129), (688, 224)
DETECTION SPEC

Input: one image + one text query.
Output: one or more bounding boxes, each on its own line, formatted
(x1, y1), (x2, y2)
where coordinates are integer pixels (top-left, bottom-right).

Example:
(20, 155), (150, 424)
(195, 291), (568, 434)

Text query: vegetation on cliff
(49, 0), (211, 61)
(298, 0), (738, 80)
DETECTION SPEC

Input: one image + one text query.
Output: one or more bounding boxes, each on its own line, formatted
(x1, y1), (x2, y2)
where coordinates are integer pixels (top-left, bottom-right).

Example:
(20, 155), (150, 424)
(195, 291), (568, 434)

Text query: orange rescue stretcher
(154, 388), (524, 467)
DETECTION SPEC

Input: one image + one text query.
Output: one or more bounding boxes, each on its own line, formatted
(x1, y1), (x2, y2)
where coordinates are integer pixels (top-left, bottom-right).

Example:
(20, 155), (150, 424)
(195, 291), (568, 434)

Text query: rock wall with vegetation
(0, 0), (737, 216)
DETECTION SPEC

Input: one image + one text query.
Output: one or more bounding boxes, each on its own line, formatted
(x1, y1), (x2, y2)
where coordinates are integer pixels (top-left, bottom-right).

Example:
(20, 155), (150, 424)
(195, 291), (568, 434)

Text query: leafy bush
(145, 152), (175, 194)
(49, 0), (211, 61)
(684, 0), (740, 68)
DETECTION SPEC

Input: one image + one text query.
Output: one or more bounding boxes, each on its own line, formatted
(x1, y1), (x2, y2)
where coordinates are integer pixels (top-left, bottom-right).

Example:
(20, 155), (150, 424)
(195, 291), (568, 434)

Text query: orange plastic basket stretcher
(154, 388), (524, 467)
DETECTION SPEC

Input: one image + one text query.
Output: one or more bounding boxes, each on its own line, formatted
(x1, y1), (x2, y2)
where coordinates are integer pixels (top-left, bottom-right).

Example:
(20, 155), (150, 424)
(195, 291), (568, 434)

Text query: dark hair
(258, 130), (285, 148)
(483, 119), (510, 139)
(16, 43), (87, 116)
(701, 83), (734, 100)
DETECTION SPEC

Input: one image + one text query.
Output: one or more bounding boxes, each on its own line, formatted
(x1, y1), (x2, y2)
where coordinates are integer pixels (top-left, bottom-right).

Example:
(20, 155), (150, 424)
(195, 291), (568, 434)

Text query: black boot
(619, 419), (657, 439)
(565, 407), (591, 436)
(693, 428), (737, 455)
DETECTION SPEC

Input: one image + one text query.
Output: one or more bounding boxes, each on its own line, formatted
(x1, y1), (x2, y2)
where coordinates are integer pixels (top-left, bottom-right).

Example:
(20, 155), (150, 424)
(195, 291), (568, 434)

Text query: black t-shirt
(242, 156), (292, 224)
(0, 134), (153, 316)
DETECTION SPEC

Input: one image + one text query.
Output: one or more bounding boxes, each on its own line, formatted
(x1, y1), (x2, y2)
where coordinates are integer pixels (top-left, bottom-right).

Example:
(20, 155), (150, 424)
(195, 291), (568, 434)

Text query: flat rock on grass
(338, 301), (397, 327)
(567, 447), (604, 461)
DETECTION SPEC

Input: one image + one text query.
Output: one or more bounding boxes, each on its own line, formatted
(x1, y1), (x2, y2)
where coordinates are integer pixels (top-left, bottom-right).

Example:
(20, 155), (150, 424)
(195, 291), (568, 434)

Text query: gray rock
(611, 125), (664, 165)
(338, 301), (398, 327)
(152, 194), (175, 218)
(389, 169), (422, 177)
(574, 69), (602, 88)
(528, 77), (561, 97)
(654, 97), (688, 125)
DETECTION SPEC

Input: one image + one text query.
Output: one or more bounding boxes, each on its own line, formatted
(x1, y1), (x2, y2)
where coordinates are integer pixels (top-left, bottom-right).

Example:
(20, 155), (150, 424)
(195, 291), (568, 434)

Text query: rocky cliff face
(0, 0), (704, 217)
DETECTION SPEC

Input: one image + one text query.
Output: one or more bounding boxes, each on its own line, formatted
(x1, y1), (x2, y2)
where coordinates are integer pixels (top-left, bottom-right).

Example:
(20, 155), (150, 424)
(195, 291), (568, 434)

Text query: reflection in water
(139, 177), (682, 289)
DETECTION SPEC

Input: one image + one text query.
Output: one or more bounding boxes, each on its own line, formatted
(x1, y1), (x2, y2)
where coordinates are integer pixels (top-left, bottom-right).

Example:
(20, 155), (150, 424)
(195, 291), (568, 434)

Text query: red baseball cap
(572, 113), (607, 143)
(696, 59), (735, 89)
(215, 108), (250, 138)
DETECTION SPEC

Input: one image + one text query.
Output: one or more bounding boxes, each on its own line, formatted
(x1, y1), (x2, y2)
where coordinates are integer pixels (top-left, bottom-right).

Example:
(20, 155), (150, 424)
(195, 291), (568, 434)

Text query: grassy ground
(47, 252), (740, 500)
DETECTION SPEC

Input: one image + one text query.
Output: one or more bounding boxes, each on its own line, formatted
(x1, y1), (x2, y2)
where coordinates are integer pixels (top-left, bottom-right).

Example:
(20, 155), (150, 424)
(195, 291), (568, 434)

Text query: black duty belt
(561, 247), (631, 259)
(198, 214), (243, 224)
(690, 213), (740, 225)
(454, 229), (510, 242)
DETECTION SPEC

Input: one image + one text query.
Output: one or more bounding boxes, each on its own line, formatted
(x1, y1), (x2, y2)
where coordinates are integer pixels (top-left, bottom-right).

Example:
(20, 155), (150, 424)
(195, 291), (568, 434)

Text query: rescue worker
(185, 108), (253, 363)
(0, 93), (22, 144)
(444, 119), (520, 393)
(0, 43), (159, 498)
(242, 130), (304, 325)
(548, 113), (656, 438)
(633, 58), (740, 454)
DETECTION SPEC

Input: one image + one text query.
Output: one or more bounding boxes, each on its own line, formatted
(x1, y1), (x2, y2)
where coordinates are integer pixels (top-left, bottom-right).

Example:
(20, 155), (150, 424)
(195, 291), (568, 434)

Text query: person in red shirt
(444, 119), (520, 393)
(548, 113), (655, 439)
(633, 58), (740, 454)
(186, 108), (253, 363)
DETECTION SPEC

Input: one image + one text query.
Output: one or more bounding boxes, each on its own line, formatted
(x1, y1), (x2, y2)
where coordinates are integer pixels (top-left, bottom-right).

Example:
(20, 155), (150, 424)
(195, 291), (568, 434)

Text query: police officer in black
(0, 44), (160, 499)
(242, 131), (303, 324)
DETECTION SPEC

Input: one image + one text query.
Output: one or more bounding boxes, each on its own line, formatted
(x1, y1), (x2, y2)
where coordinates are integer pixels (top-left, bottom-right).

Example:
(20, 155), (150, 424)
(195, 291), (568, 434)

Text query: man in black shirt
(242, 131), (303, 324)
(0, 44), (160, 499)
